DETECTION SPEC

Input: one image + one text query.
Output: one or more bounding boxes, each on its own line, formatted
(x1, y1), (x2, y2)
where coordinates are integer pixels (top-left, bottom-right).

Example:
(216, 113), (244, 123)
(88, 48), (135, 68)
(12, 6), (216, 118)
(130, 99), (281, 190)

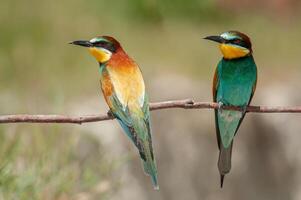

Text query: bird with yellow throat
(70, 36), (159, 190)
(204, 31), (257, 187)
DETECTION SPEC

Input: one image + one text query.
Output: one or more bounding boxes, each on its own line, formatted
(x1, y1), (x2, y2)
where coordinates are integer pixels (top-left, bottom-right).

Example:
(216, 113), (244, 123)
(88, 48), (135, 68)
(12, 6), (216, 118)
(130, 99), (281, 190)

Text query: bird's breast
(106, 64), (145, 107)
(217, 58), (257, 106)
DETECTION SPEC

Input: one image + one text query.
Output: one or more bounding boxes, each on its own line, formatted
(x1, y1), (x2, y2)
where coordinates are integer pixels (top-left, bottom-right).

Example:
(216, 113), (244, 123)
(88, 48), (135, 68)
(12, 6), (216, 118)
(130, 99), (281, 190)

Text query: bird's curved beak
(203, 35), (225, 43)
(69, 40), (93, 47)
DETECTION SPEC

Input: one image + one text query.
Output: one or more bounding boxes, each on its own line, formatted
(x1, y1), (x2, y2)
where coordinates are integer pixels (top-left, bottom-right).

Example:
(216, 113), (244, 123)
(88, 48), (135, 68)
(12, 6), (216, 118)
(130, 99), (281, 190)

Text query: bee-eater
(204, 31), (257, 187)
(70, 36), (159, 190)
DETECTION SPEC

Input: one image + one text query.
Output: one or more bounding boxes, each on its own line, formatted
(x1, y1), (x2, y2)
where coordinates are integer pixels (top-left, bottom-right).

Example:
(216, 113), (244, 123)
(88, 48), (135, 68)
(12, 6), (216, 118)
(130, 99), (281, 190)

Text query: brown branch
(0, 99), (301, 124)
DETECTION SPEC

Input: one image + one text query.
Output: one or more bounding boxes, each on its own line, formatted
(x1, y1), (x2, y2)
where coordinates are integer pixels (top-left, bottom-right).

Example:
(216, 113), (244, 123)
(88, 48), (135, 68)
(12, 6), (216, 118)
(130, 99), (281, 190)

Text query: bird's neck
(106, 48), (136, 68)
(98, 61), (106, 68)
(221, 54), (255, 67)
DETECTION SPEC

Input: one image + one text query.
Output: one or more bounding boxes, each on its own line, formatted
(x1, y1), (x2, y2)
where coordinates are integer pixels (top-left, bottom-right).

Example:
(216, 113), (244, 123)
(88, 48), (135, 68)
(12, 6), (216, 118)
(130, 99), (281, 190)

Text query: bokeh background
(1, 0), (301, 199)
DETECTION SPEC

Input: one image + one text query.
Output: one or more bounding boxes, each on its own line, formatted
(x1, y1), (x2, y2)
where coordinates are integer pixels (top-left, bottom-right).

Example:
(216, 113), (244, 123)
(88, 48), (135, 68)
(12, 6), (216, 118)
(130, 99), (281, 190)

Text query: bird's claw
(218, 102), (224, 114)
(240, 105), (248, 117)
(107, 110), (114, 117)
(242, 105), (247, 113)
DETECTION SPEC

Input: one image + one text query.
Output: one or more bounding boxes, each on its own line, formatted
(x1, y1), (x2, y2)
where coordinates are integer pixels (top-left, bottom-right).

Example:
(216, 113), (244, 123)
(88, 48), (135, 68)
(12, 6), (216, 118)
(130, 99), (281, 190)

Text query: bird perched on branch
(204, 31), (257, 187)
(70, 36), (159, 190)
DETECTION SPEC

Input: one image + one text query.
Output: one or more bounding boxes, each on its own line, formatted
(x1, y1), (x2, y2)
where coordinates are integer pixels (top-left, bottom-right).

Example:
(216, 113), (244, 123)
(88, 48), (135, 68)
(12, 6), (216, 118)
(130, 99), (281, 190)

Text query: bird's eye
(93, 41), (107, 47)
(232, 39), (241, 45)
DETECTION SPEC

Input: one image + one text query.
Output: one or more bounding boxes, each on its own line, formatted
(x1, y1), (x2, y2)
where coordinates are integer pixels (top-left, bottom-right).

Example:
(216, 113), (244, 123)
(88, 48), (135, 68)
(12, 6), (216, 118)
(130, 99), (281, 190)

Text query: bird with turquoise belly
(204, 31), (257, 188)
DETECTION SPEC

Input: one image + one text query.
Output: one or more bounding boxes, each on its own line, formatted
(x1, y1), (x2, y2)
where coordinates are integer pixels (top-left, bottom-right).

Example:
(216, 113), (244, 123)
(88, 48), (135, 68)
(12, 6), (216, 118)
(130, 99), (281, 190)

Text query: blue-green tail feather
(115, 111), (159, 190)
(143, 158), (159, 190)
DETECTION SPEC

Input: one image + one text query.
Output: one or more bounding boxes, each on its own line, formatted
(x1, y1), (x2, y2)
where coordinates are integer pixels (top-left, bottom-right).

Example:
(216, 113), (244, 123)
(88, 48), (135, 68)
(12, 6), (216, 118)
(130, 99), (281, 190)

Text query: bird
(70, 36), (159, 190)
(204, 31), (257, 187)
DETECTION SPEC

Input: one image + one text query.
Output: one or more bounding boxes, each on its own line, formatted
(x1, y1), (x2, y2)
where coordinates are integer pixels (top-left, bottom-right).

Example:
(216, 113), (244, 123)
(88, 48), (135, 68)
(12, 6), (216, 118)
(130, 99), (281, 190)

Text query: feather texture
(213, 55), (257, 187)
(99, 46), (158, 189)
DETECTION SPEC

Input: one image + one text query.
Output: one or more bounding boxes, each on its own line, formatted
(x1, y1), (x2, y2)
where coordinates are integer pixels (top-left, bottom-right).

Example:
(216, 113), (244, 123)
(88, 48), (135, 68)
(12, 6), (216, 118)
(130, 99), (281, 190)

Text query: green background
(0, 0), (301, 199)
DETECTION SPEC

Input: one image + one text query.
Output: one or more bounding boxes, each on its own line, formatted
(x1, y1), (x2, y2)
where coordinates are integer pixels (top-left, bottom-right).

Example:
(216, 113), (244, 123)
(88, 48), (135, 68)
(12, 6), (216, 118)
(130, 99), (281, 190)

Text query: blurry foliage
(87, 0), (221, 24)
(124, 0), (219, 23)
(0, 126), (117, 199)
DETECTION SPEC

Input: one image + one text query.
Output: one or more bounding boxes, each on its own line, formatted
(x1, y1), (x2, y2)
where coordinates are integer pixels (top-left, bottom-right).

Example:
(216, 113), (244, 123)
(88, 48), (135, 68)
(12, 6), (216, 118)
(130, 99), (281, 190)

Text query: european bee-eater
(70, 36), (159, 190)
(204, 31), (257, 187)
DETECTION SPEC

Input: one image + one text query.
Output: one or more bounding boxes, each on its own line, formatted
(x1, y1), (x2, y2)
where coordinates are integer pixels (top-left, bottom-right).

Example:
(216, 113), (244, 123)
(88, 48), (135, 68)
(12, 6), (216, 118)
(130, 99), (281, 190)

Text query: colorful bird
(70, 36), (159, 190)
(204, 31), (257, 187)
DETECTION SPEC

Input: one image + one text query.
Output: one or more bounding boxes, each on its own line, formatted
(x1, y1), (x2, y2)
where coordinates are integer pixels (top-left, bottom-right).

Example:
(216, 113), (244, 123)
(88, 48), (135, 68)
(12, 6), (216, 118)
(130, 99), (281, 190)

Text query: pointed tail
(218, 142), (233, 188)
(142, 154), (159, 190)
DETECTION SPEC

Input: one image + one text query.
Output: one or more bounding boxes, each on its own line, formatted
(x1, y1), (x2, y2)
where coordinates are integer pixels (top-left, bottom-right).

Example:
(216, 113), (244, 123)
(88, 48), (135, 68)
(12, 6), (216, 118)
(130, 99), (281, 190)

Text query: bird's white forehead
(89, 38), (100, 43)
(220, 32), (240, 40)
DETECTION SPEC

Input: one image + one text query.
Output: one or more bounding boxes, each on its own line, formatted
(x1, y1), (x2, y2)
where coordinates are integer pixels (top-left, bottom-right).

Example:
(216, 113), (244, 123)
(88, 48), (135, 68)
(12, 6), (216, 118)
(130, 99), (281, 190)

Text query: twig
(0, 99), (300, 124)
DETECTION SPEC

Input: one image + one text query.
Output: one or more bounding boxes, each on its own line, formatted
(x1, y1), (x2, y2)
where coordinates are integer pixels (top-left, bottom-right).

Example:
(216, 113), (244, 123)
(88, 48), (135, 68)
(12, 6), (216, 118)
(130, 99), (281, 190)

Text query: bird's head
(204, 31), (252, 60)
(70, 36), (120, 63)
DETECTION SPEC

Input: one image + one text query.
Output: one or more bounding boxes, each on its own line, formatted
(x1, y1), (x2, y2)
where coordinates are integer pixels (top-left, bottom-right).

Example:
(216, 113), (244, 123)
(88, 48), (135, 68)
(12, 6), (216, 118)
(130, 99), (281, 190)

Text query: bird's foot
(240, 105), (248, 117)
(107, 110), (114, 117)
(218, 102), (224, 114)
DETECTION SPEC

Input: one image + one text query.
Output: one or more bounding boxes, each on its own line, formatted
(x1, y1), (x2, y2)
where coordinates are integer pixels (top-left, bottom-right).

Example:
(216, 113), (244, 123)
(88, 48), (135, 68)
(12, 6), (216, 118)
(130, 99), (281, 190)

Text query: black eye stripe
(226, 39), (241, 43)
(93, 41), (107, 47)
(92, 41), (116, 52)
(226, 39), (248, 48)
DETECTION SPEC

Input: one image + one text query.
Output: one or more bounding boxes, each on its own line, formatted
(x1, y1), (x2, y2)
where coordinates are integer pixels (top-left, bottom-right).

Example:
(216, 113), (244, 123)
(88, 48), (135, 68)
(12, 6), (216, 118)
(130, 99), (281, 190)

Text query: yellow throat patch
(89, 47), (112, 63)
(219, 44), (250, 59)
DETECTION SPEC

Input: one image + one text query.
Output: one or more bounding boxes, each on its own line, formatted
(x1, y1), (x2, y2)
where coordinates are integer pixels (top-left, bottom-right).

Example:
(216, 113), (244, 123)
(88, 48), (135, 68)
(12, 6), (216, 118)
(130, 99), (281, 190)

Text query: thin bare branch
(0, 99), (300, 124)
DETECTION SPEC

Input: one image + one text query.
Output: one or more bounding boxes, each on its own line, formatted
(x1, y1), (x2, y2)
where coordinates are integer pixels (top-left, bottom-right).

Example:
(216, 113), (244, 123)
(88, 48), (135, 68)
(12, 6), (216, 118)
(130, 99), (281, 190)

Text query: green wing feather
(111, 93), (158, 189)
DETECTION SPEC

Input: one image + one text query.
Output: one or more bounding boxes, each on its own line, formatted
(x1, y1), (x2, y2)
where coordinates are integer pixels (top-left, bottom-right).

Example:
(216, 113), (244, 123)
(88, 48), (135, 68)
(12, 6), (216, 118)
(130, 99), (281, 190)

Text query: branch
(0, 99), (301, 124)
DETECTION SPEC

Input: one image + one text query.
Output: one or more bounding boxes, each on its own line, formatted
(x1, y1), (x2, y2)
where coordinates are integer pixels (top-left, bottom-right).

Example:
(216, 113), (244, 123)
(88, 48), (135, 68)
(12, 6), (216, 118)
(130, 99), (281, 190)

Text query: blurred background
(1, 0), (301, 199)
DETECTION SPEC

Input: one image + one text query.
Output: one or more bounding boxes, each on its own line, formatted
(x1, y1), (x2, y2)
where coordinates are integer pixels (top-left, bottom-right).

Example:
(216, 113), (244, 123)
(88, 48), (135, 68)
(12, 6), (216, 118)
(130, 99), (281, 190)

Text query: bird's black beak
(69, 40), (93, 47)
(203, 35), (225, 43)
